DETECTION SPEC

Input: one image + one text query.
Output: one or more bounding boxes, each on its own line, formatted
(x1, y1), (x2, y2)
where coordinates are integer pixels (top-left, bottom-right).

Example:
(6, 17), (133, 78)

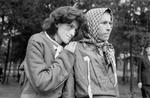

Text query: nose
(106, 28), (110, 32)
(106, 24), (112, 32)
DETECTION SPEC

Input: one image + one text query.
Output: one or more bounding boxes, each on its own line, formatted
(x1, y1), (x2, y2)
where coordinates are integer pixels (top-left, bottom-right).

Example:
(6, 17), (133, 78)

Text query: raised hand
(64, 42), (77, 53)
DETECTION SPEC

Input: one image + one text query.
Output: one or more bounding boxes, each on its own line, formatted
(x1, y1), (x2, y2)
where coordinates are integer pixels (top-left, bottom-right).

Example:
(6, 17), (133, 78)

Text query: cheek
(97, 28), (105, 36)
(57, 28), (62, 34)
(98, 32), (104, 37)
(59, 29), (66, 35)
(57, 30), (66, 39)
(97, 25), (105, 31)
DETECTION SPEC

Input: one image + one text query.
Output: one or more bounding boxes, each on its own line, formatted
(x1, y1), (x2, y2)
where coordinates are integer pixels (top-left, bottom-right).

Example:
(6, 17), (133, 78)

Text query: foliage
(114, 0), (150, 56)
(1, 0), (150, 61)
(77, 0), (150, 56)
(0, 0), (76, 62)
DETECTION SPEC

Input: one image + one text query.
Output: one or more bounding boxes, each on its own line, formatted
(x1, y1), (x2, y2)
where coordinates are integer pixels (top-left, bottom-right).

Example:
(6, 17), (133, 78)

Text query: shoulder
(29, 32), (52, 44)
(29, 32), (45, 42)
(65, 41), (83, 53)
(73, 41), (85, 50)
(27, 32), (54, 49)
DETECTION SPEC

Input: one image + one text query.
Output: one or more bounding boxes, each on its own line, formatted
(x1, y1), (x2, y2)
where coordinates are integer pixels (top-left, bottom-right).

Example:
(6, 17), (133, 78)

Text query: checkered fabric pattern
(85, 8), (112, 42)
(80, 8), (118, 87)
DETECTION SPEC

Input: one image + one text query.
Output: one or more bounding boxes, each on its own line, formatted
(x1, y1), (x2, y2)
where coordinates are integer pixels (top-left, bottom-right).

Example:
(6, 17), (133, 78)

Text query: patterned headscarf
(85, 8), (112, 42)
(80, 8), (117, 87)
(80, 8), (113, 51)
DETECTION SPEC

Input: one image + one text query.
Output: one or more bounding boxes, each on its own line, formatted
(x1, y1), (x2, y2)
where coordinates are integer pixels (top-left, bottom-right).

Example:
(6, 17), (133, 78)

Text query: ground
(0, 76), (142, 98)
(0, 78), (21, 98)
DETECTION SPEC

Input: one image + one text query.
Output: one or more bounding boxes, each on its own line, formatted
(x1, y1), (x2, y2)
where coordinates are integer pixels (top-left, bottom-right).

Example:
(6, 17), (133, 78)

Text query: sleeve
(24, 39), (75, 93)
(62, 69), (75, 98)
(137, 58), (142, 83)
(61, 42), (78, 98)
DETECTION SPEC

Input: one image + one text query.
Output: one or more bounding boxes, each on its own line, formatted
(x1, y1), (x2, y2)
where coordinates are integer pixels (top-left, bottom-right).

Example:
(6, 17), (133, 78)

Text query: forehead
(70, 20), (79, 27)
(100, 12), (112, 21)
(87, 11), (112, 25)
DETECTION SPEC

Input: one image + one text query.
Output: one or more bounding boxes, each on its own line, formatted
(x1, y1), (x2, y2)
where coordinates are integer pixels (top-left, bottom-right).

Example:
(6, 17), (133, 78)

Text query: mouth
(103, 33), (110, 36)
(66, 35), (72, 40)
(102, 34), (109, 37)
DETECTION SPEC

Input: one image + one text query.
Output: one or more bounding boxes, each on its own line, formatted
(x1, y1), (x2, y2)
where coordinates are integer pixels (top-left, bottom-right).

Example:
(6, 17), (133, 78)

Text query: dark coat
(138, 55), (150, 85)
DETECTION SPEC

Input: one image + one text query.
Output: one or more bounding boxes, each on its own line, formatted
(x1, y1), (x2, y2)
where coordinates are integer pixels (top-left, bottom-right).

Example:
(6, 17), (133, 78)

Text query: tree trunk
(2, 38), (11, 84)
(0, 14), (4, 47)
(130, 38), (134, 98)
(122, 56), (126, 83)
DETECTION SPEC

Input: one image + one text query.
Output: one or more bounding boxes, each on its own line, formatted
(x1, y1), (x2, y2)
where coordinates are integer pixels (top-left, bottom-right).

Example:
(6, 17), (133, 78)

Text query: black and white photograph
(0, 0), (150, 98)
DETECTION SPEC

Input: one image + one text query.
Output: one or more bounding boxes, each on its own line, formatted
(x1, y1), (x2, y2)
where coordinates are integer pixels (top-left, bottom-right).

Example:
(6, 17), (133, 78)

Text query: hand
(64, 42), (77, 53)
(138, 82), (142, 88)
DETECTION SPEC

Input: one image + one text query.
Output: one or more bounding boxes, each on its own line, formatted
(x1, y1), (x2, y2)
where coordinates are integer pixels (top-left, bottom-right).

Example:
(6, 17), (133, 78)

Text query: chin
(63, 40), (70, 44)
(102, 39), (108, 41)
(104, 38), (109, 41)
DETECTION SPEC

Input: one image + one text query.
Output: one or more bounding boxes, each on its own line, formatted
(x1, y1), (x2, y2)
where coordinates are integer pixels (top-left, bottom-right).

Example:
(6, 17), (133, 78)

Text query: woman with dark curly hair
(19, 6), (85, 98)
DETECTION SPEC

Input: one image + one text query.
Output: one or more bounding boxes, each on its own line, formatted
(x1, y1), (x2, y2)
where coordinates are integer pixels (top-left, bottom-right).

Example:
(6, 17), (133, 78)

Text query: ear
(55, 23), (58, 28)
(55, 23), (61, 28)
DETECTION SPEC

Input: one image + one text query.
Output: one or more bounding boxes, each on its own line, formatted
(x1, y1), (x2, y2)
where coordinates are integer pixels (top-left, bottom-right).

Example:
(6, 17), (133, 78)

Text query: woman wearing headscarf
(67, 8), (119, 98)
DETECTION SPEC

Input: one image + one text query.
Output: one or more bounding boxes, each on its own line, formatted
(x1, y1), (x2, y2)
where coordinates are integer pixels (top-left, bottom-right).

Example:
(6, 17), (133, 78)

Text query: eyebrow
(71, 22), (78, 29)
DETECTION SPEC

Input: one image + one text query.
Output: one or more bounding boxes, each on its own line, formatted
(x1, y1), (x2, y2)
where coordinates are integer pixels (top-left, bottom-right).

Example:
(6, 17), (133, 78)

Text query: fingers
(65, 42), (77, 53)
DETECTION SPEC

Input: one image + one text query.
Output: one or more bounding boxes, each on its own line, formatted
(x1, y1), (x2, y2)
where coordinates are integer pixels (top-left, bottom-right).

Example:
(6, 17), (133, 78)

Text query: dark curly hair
(42, 6), (85, 37)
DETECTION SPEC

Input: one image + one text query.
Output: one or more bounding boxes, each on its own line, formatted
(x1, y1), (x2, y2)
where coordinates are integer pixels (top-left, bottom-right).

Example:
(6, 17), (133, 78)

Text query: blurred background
(0, 0), (150, 98)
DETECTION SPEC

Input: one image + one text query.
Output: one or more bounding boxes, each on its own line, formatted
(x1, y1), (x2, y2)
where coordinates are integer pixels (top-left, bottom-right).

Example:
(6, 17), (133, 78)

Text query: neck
(54, 34), (62, 45)
(46, 32), (62, 45)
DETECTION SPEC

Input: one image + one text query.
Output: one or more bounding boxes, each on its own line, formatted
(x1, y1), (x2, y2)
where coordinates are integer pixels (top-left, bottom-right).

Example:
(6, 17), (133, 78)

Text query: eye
(69, 24), (78, 30)
(65, 24), (73, 30)
(100, 21), (113, 26)
(109, 22), (113, 26)
(70, 24), (75, 29)
(102, 21), (108, 24)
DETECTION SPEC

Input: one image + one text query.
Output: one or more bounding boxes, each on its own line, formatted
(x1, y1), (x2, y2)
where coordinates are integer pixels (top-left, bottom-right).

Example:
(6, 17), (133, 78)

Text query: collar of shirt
(45, 31), (63, 58)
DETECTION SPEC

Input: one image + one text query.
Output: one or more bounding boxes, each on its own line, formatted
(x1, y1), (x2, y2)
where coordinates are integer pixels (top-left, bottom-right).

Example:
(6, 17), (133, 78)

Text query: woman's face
(55, 20), (78, 44)
(97, 12), (113, 41)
